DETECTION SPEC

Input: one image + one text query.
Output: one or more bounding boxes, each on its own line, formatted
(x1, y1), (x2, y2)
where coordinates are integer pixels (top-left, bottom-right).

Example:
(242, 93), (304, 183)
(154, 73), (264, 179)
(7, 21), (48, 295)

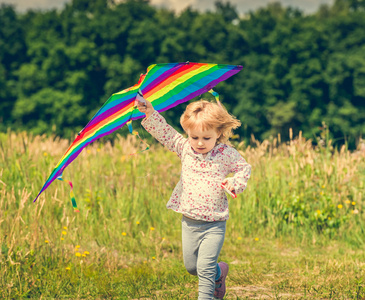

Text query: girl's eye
(204, 138), (210, 140)
(191, 137), (198, 140)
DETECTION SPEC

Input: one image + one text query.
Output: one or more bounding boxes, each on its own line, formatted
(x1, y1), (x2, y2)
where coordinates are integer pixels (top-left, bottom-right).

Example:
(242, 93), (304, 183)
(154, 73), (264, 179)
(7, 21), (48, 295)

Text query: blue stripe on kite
(141, 63), (181, 92)
(131, 67), (239, 119)
(153, 68), (232, 110)
(34, 63), (243, 203)
(89, 64), (183, 125)
(87, 96), (136, 128)
(36, 114), (132, 201)
(88, 89), (137, 122)
(96, 93), (136, 116)
(40, 113), (133, 192)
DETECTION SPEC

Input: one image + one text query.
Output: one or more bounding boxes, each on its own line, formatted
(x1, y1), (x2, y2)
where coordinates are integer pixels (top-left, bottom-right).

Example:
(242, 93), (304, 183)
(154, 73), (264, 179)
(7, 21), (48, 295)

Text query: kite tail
(57, 176), (80, 212)
(208, 89), (222, 107)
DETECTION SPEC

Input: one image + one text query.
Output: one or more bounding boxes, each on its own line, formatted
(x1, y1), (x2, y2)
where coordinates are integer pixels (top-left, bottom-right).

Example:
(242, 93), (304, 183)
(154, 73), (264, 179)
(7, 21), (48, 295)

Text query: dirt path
(132, 285), (304, 299)
(228, 285), (303, 299)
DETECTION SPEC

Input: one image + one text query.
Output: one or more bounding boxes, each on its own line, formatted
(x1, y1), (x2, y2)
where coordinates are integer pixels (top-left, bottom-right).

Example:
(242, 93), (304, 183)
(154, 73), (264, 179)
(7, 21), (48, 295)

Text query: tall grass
(0, 129), (364, 298)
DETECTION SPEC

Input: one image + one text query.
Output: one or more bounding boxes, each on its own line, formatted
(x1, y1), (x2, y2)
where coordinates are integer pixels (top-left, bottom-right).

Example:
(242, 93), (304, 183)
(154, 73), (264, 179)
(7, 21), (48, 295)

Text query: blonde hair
(180, 100), (241, 145)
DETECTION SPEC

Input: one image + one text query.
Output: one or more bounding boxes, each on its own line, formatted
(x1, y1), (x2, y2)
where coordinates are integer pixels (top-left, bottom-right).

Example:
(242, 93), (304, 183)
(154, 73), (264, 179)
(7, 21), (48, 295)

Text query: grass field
(0, 128), (364, 299)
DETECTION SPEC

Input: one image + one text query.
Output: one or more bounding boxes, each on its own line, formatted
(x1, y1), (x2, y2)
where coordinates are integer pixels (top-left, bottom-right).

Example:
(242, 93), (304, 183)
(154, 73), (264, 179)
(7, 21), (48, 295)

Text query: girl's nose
(198, 141), (203, 146)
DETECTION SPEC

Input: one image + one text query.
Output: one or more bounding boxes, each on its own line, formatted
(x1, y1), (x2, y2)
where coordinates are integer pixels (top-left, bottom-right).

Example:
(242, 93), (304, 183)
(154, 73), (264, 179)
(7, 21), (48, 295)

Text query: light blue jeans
(182, 215), (226, 300)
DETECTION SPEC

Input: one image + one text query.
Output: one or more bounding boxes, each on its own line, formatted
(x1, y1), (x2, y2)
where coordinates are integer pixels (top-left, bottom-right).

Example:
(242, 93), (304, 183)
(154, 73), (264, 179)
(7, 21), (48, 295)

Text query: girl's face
(187, 127), (220, 155)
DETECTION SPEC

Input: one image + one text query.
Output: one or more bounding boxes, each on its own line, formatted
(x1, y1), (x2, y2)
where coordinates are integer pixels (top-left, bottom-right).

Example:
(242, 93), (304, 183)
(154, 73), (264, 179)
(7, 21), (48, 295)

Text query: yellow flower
(122, 232), (127, 236)
(143, 261), (147, 264)
(316, 210), (321, 215)
(161, 237), (165, 240)
(254, 237), (259, 241)
(321, 185), (325, 189)
(63, 226), (67, 230)
(75, 252), (81, 257)
(82, 254), (86, 257)
(87, 150), (91, 154)
(352, 202), (356, 206)
(97, 148), (101, 152)
(237, 237), (242, 240)
(75, 245), (80, 249)
(346, 200), (351, 204)
(43, 152), (48, 156)
(152, 257), (156, 260)
(84, 251), (90, 255)
(45, 240), (49, 244)
(320, 191), (324, 196)
(338, 204), (343, 209)
(61, 238), (64, 241)
(65, 267), (71, 271)
(150, 227), (155, 231)
(62, 231), (67, 235)
(136, 221), (140, 225)
(288, 182), (292, 186)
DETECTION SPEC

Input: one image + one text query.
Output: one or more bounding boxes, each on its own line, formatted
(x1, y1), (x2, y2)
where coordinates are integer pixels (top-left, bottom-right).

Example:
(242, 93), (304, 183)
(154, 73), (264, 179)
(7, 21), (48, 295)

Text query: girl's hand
(137, 98), (155, 119)
(222, 179), (235, 193)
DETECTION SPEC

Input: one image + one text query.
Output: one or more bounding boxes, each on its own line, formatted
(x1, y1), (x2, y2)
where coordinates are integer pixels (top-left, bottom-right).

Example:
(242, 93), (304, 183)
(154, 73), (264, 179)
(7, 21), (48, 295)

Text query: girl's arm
(224, 149), (251, 195)
(137, 99), (187, 158)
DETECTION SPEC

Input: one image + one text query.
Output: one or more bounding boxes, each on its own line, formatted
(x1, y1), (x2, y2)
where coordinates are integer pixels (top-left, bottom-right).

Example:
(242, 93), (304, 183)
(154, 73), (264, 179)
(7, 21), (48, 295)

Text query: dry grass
(0, 129), (364, 298)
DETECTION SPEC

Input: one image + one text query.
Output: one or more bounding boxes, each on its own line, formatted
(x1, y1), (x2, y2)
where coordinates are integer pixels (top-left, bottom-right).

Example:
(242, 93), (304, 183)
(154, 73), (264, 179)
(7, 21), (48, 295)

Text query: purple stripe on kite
(88, 64), (185, 128)
(131, 114), (144, 121)
(157, 70), (241, 112)
(87, 97), (135, 128)
(144, 65), (241, 101)
(33, 168), (63, 202)
(141, 63), (182, 89)
(34, 63), (243, 204)
(33, 118), (130, 203)
(130, 67), (242, 121)
(141, 63), (185, 95)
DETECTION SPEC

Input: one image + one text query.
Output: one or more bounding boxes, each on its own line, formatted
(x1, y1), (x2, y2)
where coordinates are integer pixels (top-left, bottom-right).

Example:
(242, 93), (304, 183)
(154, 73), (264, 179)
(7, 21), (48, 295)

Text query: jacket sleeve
(226, 148), (251, 195)
(141, 110), (187, 158)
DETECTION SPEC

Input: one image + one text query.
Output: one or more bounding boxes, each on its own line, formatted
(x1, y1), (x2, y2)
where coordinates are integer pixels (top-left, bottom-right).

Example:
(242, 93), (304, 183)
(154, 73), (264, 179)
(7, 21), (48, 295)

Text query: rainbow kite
(34, 62), (243, 210)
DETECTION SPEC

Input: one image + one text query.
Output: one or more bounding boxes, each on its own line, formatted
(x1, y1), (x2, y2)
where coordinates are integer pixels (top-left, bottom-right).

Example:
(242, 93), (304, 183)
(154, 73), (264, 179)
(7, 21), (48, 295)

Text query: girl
(137, 98), (251, 300)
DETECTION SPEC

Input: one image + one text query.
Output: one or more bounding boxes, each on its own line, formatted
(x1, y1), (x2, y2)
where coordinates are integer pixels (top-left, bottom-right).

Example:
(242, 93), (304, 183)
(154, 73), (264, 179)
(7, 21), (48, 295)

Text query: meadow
(0, 127), (364, 299)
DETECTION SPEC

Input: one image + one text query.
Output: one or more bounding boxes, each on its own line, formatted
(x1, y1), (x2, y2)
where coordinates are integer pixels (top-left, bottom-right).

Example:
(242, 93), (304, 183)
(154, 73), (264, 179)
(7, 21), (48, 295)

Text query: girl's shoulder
(210, 144), (238, 160)
(218, 144), (244, 161)
(217, 143), (237, 154)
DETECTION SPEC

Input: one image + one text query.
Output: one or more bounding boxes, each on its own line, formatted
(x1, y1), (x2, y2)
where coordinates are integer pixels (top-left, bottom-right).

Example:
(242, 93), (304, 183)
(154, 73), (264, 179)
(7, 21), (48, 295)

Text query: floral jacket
(142, 110), (251, 222)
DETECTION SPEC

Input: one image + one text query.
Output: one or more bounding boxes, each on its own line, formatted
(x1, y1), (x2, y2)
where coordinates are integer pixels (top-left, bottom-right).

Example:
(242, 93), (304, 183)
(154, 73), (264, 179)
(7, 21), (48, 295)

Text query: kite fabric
(33, 62), (243, 207)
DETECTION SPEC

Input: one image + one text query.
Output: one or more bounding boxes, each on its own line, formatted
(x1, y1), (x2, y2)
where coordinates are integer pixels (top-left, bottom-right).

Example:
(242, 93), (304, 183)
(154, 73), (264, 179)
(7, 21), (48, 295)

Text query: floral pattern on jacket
(142, 110), (251, 222)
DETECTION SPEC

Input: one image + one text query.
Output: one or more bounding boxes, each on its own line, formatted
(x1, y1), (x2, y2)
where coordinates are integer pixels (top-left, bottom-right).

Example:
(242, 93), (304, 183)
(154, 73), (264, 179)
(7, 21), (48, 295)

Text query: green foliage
(1, 0), (365, 147)
(12, 88), (86, 136)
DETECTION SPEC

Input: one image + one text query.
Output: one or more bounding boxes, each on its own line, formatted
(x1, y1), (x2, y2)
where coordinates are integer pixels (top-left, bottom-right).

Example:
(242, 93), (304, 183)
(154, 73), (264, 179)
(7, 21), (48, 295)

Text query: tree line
(0, 0), (364, 147)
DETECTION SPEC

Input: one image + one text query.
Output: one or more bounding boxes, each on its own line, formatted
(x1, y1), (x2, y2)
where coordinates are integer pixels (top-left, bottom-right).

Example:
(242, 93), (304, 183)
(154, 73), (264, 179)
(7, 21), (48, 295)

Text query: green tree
(12, 88), (86, 136)
(1, 0), (364, 148)
(0, 4), (26, 127)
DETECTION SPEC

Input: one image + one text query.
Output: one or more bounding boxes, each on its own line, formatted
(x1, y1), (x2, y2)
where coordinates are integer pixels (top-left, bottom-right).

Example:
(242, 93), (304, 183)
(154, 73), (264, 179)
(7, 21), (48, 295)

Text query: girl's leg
(196, 221), (226, 300)
(181, 216), (226, 299)
(181, 216), (200, 275)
